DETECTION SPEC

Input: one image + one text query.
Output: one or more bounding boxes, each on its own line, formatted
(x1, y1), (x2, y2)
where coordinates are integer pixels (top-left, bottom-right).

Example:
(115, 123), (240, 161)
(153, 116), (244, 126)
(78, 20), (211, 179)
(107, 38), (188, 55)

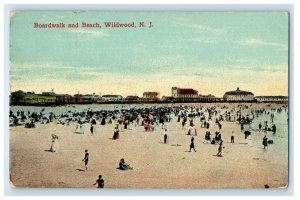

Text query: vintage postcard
(9, 11), (289, 188)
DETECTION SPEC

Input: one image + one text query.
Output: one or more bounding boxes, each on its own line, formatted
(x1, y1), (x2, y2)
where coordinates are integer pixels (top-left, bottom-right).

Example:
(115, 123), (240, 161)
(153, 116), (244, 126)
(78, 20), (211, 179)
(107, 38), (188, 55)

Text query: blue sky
(10, 11), (288, 97)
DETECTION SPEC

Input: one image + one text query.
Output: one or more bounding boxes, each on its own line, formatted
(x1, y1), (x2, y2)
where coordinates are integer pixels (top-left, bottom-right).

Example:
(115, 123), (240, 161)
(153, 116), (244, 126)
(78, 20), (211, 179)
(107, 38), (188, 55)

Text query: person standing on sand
(217, 140), (224, 157)
(147, 122), (151, 132)
(90, 124), (94, 135)
(90, 119), (97, 135)
(80, 125), (84, 134)
(113, 127), (120, 140)
(182, 119), (186, 129)
(164, 129), (169, 144)
(271, 113), (274, 123)
(164, 132), (168, 144)
(259, 122), (262, 132)
(93, 175), (104, 188)
(50, 139), (56, 152)
(231, 131), (234, 143)
(163, 122), (168, 131)
(272, 124), (276, 134)
(82, 149), (89, 171)
(262, 135), (268, 149)
(264, 123), (268, 133)
(189, 136), (196, 152)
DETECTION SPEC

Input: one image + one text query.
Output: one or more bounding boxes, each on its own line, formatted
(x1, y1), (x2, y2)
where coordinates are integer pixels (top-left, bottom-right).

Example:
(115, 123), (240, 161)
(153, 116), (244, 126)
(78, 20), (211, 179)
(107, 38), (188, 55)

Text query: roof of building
(199, 94), (217, 98)
(255, 96), (288, 98)
(102, 95), (122, 98)
(125, 95), (139, 98)
(179, 88), (198, 95)
(224, 87), (254, 96)
(143, 92), (159, 95)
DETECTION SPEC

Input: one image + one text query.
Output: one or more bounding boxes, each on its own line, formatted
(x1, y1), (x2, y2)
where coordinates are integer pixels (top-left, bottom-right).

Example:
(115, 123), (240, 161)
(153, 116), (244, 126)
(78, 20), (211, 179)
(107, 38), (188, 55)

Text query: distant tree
(10, 90), (25, 104)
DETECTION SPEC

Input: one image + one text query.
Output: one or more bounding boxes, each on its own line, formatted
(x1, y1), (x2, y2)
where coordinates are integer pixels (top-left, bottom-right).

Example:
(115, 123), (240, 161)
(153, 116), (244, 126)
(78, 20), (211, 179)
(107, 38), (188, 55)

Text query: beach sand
(9, 103), (289, 188)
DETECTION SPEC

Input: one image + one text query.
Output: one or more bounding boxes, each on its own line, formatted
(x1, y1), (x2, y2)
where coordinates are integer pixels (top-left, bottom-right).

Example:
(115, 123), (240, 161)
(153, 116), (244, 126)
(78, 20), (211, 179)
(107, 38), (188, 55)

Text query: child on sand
(50, 134), (59, 152)
(50, 139), (56, 152)
(93, 175), (104, 188)
(82, 149), (89, 171)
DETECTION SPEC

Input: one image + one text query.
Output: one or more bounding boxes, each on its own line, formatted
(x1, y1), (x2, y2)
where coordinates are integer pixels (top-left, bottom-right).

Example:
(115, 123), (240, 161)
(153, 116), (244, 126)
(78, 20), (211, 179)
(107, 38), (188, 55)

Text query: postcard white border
(2, 3), (296, 198)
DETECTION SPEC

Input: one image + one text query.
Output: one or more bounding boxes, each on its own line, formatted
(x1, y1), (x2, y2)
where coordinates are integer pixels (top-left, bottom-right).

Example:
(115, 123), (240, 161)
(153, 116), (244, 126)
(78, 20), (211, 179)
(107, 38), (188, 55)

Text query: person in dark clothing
(90, 124), (94, 135)
(182, 120), (186, 128)
(119, 158), (133, 170)
(91, 118), (97, 125)
(258, 123), (262, 132)
(264, 122), (268, 133)
(205, 131), (211, 143)
(231, 131), (234, 143)
(218, 122), (222, 130)
(215, 132), (222, 142)
(244, 131), (251, 139)
(93, 175), (104, 188)
(272, 124), (277, 134)
(112, 126), (120, 140)
(82, 149), (89, 171)
(189, 136), (196, 152)
(164, 133), (168, 144)
(101, 118), (106, 125)
(262, 135), (268, 149)
(217, 140), (224, 157)
(211, 138), (216, 144)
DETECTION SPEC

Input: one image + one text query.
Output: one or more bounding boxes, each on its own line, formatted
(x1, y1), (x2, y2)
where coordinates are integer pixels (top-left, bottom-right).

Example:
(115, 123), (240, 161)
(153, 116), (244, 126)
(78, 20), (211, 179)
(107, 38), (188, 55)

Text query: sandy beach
(9, 103), (289, 189)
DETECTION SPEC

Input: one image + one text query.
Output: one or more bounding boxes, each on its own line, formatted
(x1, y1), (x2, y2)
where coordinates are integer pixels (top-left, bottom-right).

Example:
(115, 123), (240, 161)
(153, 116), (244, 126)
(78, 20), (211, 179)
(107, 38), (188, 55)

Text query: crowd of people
(10, 103), (288, 187)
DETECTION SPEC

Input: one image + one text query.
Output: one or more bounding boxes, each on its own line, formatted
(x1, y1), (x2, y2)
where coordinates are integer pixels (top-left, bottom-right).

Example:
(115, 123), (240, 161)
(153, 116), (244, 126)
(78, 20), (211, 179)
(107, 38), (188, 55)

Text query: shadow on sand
(212, 155), (223, 157)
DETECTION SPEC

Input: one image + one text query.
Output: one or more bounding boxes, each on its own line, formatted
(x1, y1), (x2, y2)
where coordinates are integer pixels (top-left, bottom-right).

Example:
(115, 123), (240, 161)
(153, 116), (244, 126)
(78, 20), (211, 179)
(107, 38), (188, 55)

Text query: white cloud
(180, 22), (223, 35)
(81, 71), (103, 76)
(238, 38), (288, 50)
(193, 37), (218, 44)
(177, 17), (223, 35)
